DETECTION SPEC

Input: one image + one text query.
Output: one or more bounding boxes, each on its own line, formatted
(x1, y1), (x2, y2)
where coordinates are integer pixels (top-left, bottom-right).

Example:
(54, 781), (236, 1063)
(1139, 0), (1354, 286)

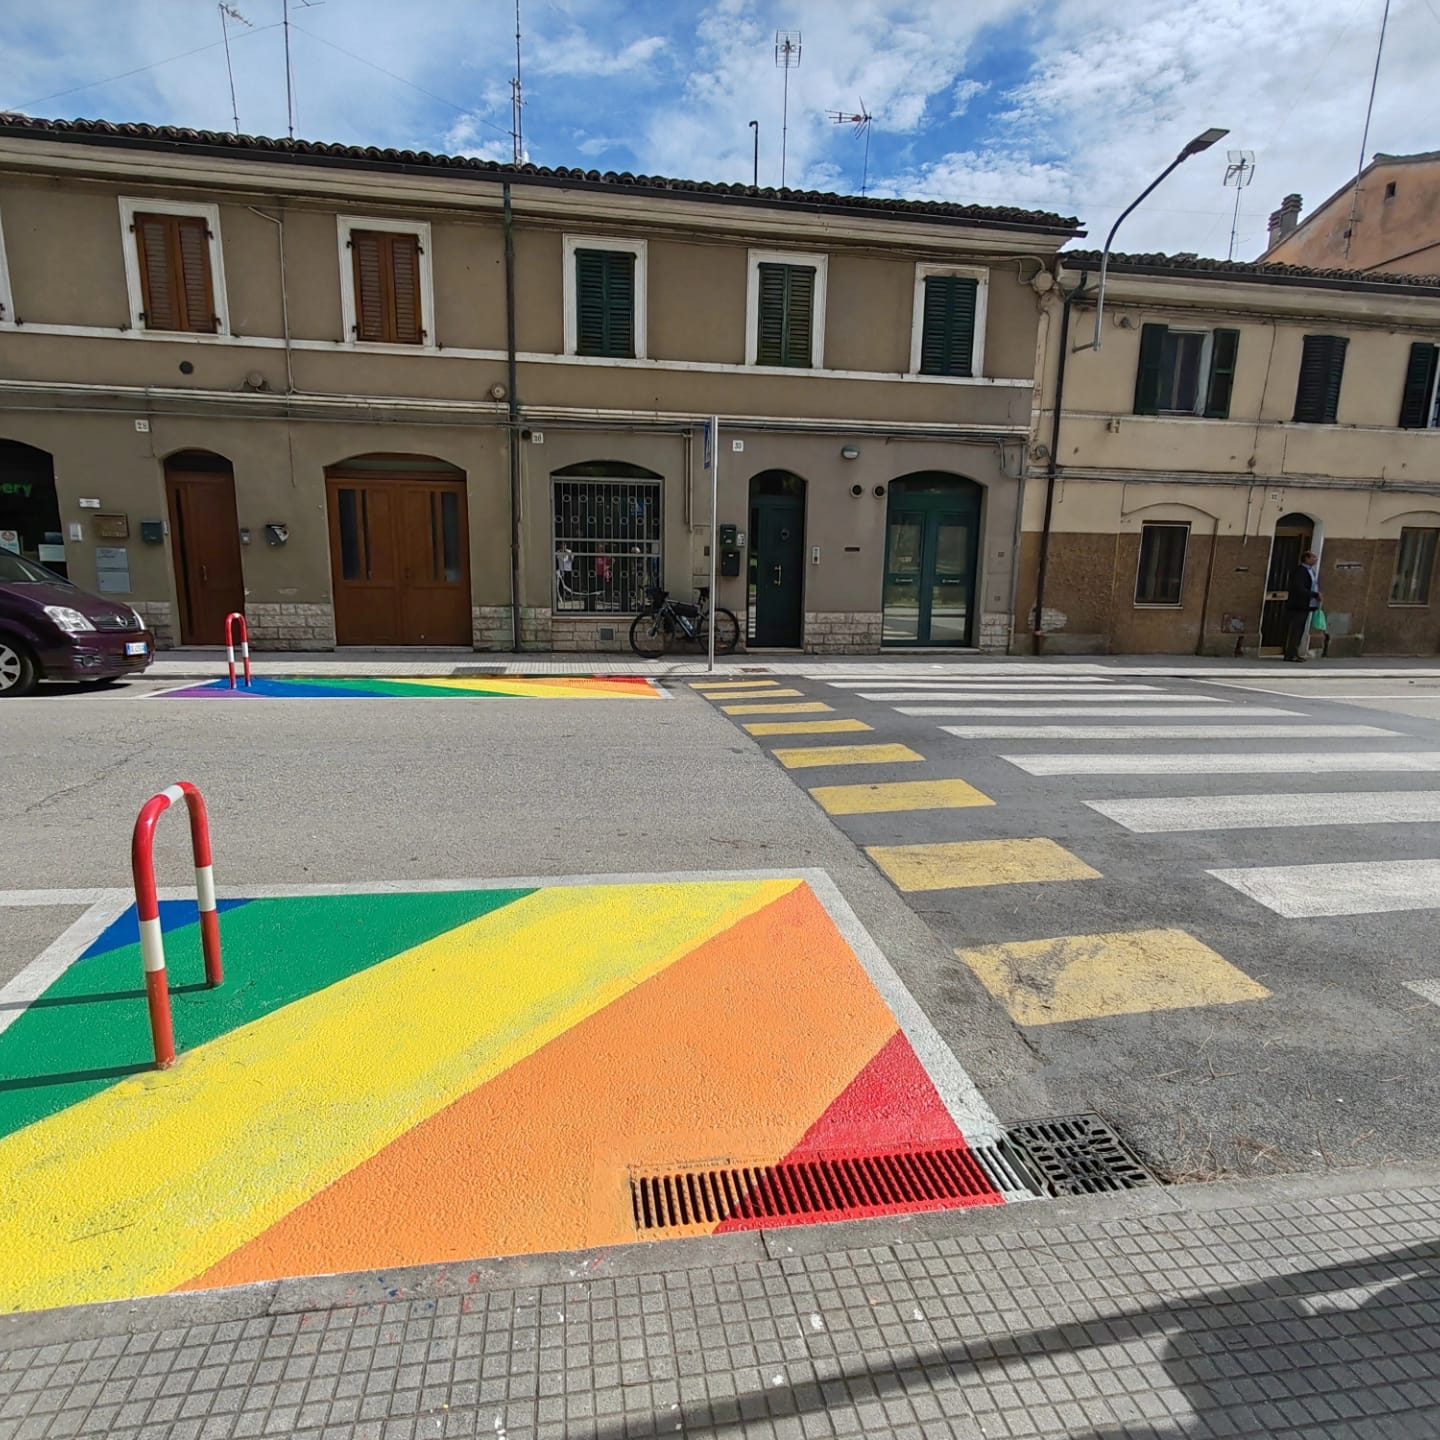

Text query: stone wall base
(550, 614), (632, 652)
(804, 611), (884, 654)
(244, 602), (336, 651)
(978, 612), (1010, 654)
(472, 606), (513, 651)
(132, 600), (175, 650)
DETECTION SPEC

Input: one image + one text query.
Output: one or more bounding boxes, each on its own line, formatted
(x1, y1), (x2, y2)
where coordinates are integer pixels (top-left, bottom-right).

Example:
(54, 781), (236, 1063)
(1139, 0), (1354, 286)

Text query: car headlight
(43, 605), (96, 633)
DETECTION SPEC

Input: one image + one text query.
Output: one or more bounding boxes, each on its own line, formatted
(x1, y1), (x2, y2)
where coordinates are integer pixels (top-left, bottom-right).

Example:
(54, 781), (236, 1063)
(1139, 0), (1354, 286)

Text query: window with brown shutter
(350, 229), (424, 345)
(134, 212), (216, 333)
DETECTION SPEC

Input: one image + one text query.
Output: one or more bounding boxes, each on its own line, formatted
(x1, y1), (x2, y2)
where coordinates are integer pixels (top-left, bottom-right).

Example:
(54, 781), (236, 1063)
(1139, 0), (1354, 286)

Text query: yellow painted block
(866, 838), (1099, 893)
(773, 743), (925, 770)
(689, 679), (777, 690)
(745, 718), (872, 736)
(0, 879), (796, 1312)
(957, 927), (1271, 1026)
(810, 779), (994, 815)
(703, 688), (805, 700)
(722, 701), (834, 716)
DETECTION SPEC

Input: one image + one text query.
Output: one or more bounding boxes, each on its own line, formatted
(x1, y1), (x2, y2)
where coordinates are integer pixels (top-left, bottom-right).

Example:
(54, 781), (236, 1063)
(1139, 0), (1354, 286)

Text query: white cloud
(575, 134), (627, 157)
(533, 33), (666, 79)
(951, 78), (988, 117)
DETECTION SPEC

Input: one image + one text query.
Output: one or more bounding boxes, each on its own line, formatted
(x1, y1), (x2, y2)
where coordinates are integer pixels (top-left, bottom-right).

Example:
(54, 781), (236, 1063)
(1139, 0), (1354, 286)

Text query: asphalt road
(698, 666), (1440, 1183)
(8, 668), (1440, 1187)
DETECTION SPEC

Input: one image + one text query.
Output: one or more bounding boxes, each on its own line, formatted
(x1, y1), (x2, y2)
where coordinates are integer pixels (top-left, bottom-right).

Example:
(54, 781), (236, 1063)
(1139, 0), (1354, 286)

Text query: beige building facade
(0, 115), (1079, 655)
(1021, 252), (1440, 655)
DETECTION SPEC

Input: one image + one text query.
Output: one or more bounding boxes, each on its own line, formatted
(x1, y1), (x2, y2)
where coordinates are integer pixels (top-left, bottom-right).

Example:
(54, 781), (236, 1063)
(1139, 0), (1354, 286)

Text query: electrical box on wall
(718, 523), (742, 578)
(140, 520), (165, 544)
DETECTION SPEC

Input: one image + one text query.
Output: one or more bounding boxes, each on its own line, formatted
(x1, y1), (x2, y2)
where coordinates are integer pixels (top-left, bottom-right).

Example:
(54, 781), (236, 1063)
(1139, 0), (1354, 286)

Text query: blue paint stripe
(78, 899), (252, 962)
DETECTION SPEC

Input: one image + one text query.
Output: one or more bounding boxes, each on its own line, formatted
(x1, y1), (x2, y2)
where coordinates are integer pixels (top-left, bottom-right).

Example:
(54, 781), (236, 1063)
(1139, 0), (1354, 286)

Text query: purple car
(0, 551), (153, 696)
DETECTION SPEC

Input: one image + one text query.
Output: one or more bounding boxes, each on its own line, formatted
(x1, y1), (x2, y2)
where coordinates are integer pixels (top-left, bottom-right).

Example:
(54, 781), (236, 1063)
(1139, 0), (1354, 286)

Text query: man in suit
(1283, 549), (1321, 662)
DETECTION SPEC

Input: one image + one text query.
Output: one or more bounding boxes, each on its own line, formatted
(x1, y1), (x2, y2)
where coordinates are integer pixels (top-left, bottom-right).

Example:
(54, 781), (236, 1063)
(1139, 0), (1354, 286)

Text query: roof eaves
(1059, 248), (1440, 297)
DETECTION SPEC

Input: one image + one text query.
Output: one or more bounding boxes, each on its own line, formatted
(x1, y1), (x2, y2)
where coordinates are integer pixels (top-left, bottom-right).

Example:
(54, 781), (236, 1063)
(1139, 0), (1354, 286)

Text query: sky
(3, 0), (1438, 258)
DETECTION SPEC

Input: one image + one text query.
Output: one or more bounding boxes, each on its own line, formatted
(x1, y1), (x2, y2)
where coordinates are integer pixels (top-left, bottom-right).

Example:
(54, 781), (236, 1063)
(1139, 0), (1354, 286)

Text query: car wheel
(0, 638), (38, 697)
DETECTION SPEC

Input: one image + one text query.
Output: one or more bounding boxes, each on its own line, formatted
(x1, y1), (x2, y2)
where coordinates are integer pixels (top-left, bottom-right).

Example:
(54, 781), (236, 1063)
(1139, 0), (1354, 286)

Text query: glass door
(882, 511), (925, 643)
(883, 478), (980, 647)
(926, 512), (976, 646)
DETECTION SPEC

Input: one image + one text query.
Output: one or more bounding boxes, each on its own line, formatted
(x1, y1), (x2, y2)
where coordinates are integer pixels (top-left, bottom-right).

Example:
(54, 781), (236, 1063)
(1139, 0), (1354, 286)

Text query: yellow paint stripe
(722, 701), (834, 716)
(745, 718), (873, 736)
(810, 778), (994, 815)
(773, 743), (925, 770)
(866, 838), (1100, 892)
(703, 688), (805, 700)
(690, 680), (777, 690)
(416, 678), (653, 699)
(0, 880), (795, 1312)
(957, 927), (1271, 1026)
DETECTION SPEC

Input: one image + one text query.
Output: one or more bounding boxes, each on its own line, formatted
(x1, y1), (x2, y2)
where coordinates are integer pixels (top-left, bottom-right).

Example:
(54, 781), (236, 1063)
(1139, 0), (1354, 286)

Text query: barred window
(553, 465), (662, 613)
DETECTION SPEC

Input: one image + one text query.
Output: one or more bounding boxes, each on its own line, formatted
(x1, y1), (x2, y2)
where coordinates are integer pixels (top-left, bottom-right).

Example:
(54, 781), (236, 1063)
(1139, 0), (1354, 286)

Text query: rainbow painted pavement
(0, 874), (1009, 1315)
(158, 676), (665, 699)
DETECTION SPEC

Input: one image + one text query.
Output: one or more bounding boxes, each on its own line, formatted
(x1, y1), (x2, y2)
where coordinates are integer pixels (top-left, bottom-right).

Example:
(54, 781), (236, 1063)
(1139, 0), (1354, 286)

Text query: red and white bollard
(130, 782), (224, 1070)
(224, 612), (251, 689)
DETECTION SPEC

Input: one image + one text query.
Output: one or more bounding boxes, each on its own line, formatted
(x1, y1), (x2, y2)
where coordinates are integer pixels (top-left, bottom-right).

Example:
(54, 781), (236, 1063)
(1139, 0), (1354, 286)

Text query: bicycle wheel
(705, 607), (741, 655)
(629, 612), (673, 657)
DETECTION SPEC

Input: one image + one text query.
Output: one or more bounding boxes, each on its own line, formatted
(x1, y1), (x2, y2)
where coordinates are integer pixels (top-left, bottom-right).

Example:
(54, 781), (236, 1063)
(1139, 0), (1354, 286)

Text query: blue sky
(4, 0), (1438, 257)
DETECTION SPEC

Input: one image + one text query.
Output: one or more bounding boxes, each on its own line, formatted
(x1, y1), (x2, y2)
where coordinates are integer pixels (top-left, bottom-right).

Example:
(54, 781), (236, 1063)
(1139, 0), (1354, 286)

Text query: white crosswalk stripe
(899, 705), (1298, 718)
(827, 679), (1153, 690)
(1090, 790), (1440, 833)
(1003, 751), (1440, 776)
(1209, 860), (1440, 918)
(939, 723), (1394, 740)
(852, 687), (1169, 700)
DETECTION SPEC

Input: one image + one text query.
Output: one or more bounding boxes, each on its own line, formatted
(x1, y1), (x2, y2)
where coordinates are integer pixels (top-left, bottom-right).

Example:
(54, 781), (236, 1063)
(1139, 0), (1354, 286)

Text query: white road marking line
(854, 687), (1169, 700)
(828, 680), (1156, 691)
(0, 899), (131, 1040)
(898, 705), (1298, 718)
(1091, 790), (1440, 834)
(1004, 751), (1440, 776)
(939, 723), (1395, 740)
(1209, 860), (1440, 918)
(1404, 978), (1440, 1008)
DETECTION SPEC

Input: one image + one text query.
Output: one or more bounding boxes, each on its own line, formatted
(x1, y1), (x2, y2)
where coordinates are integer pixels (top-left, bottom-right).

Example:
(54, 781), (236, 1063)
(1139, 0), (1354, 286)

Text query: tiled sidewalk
(2, 1166), (1438, 1439)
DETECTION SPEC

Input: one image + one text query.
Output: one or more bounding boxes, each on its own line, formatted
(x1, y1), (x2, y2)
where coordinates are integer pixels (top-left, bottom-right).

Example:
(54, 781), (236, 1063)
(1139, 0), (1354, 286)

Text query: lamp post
(1083, 127), (1229, 351)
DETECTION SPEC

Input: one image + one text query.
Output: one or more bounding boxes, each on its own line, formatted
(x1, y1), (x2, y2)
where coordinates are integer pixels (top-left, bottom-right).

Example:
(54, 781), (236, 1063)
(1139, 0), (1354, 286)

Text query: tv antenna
(281, 0), (323, 140)
(1222, 149), (1255, 261)
(828, 99), (873, 195)
(218, 3), (251, 133)
(511, 0), (525, 163)
(775, 30), (801, 189)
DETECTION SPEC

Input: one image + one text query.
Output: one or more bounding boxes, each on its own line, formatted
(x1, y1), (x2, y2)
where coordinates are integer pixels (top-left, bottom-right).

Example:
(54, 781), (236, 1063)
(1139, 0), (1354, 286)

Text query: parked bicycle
(629, 586), (740, 657)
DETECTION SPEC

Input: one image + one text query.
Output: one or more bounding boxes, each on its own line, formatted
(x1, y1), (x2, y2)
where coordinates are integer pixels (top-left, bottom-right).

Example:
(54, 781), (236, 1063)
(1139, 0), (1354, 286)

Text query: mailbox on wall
(718, 523), (742, 578)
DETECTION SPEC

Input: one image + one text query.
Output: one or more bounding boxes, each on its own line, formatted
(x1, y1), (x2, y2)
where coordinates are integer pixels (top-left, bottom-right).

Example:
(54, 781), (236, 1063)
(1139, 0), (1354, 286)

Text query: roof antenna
(775, 30), (801, 189)
(828, 99), (873, 195)
(1222, 149), (1255, 261)
(511, 0), (525, 163)
(218, 4), (251, 133)
(1344, 0), (1391, 260)
(281, 0), (323, 140)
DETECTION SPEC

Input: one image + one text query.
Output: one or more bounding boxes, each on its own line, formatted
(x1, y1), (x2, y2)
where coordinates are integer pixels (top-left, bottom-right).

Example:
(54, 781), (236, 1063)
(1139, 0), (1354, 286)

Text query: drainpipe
(503, 183), (523, 652)
(1032, 271), (1087, 655)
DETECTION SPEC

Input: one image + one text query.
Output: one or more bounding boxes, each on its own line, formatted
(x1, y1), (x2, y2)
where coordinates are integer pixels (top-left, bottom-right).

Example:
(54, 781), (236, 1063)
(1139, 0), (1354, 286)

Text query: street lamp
(1082, 127), (1229, 351)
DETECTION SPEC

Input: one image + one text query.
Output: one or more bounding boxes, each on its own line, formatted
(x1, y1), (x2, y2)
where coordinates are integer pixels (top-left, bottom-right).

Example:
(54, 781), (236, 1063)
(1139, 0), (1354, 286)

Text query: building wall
(1264, 157), (1440, 277)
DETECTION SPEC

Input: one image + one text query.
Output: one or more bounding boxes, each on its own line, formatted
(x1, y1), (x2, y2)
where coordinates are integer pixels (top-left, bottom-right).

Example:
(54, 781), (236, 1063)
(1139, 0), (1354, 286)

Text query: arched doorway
(325, 453), (470, 646)
(883, 472), (982, 646)
(0, 441), (64, 577)
(748, 470), (806, 647)
(1261, 512), (1317, 651)
(165, 450), (245, 644)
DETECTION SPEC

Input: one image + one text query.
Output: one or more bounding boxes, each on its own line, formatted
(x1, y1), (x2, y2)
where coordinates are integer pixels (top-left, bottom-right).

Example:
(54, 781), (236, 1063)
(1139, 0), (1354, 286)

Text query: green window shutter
(1203, 328), (1240, 418)
(755, 262), (814, 367)
(1294, 334), (1348, 424)
(919, 275), (978, 376)
(575, 249), (635, 357)
(1398, 341), (1439, 428)
(1133, 323), (1167, 414)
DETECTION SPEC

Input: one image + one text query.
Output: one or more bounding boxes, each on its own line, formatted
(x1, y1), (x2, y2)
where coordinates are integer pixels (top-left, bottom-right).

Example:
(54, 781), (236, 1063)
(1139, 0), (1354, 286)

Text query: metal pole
(708, 415), (719, 674)
(749, 120), (759, 187)
(781, 66), (790, 188)
(1344, 0), (1391, 260)
(504, 184), (523, 652)
(283, 0), (295, 139)
(1228, 178), (1244, 262)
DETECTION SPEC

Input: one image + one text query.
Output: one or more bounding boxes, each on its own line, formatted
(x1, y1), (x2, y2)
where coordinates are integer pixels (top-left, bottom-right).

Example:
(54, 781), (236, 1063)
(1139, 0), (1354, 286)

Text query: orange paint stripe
(184, 883), (897, 1286)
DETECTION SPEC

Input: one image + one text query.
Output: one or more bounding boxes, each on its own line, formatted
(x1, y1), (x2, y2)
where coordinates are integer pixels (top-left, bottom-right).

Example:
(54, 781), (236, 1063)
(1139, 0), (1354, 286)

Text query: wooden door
(328, 477), (470, 646)
(165, 470), (245, 645)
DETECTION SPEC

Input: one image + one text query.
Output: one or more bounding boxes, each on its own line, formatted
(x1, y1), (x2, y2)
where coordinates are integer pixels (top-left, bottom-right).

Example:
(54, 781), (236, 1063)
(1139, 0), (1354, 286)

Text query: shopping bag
(1311, 608), (1328, 632)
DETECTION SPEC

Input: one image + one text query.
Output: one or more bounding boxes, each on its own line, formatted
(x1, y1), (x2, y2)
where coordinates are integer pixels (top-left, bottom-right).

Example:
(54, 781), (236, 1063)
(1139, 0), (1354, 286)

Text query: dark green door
(749, 493), (805, 647)
(883, 477), (981, 647)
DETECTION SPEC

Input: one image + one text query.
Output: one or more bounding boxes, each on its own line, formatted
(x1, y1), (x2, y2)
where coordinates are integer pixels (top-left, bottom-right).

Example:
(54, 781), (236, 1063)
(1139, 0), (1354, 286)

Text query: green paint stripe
(0, 888), (533, 1140)
(282, 676), (511, 699)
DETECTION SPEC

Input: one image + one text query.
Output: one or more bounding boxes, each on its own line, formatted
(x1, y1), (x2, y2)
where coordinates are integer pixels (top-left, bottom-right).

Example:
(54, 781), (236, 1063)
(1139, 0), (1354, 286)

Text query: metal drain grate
(631, 1143), (1004, 1235)
(1006, 1114), (1157, 1196)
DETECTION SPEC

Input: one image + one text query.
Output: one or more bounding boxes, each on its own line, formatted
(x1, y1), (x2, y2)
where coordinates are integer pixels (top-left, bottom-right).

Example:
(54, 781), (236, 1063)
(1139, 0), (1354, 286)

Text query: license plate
(125, 642), (148, 657)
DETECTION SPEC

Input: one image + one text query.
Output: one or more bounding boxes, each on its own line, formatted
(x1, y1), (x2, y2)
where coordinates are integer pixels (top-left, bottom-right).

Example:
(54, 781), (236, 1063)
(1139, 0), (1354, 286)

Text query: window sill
(1132, 602), (1185, 610)
(1387, 601), (1432, 609)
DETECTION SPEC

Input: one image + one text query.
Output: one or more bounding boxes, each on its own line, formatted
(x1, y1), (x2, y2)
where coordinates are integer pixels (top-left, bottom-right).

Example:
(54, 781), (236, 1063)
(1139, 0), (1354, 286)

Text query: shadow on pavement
(592, 1241), (1440, 1438)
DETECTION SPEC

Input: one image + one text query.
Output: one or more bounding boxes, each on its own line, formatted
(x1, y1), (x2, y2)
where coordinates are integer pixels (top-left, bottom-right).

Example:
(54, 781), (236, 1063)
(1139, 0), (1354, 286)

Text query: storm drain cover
(630, 1143), (1021, 1236)
(1006, 1114), (1157, 1196)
